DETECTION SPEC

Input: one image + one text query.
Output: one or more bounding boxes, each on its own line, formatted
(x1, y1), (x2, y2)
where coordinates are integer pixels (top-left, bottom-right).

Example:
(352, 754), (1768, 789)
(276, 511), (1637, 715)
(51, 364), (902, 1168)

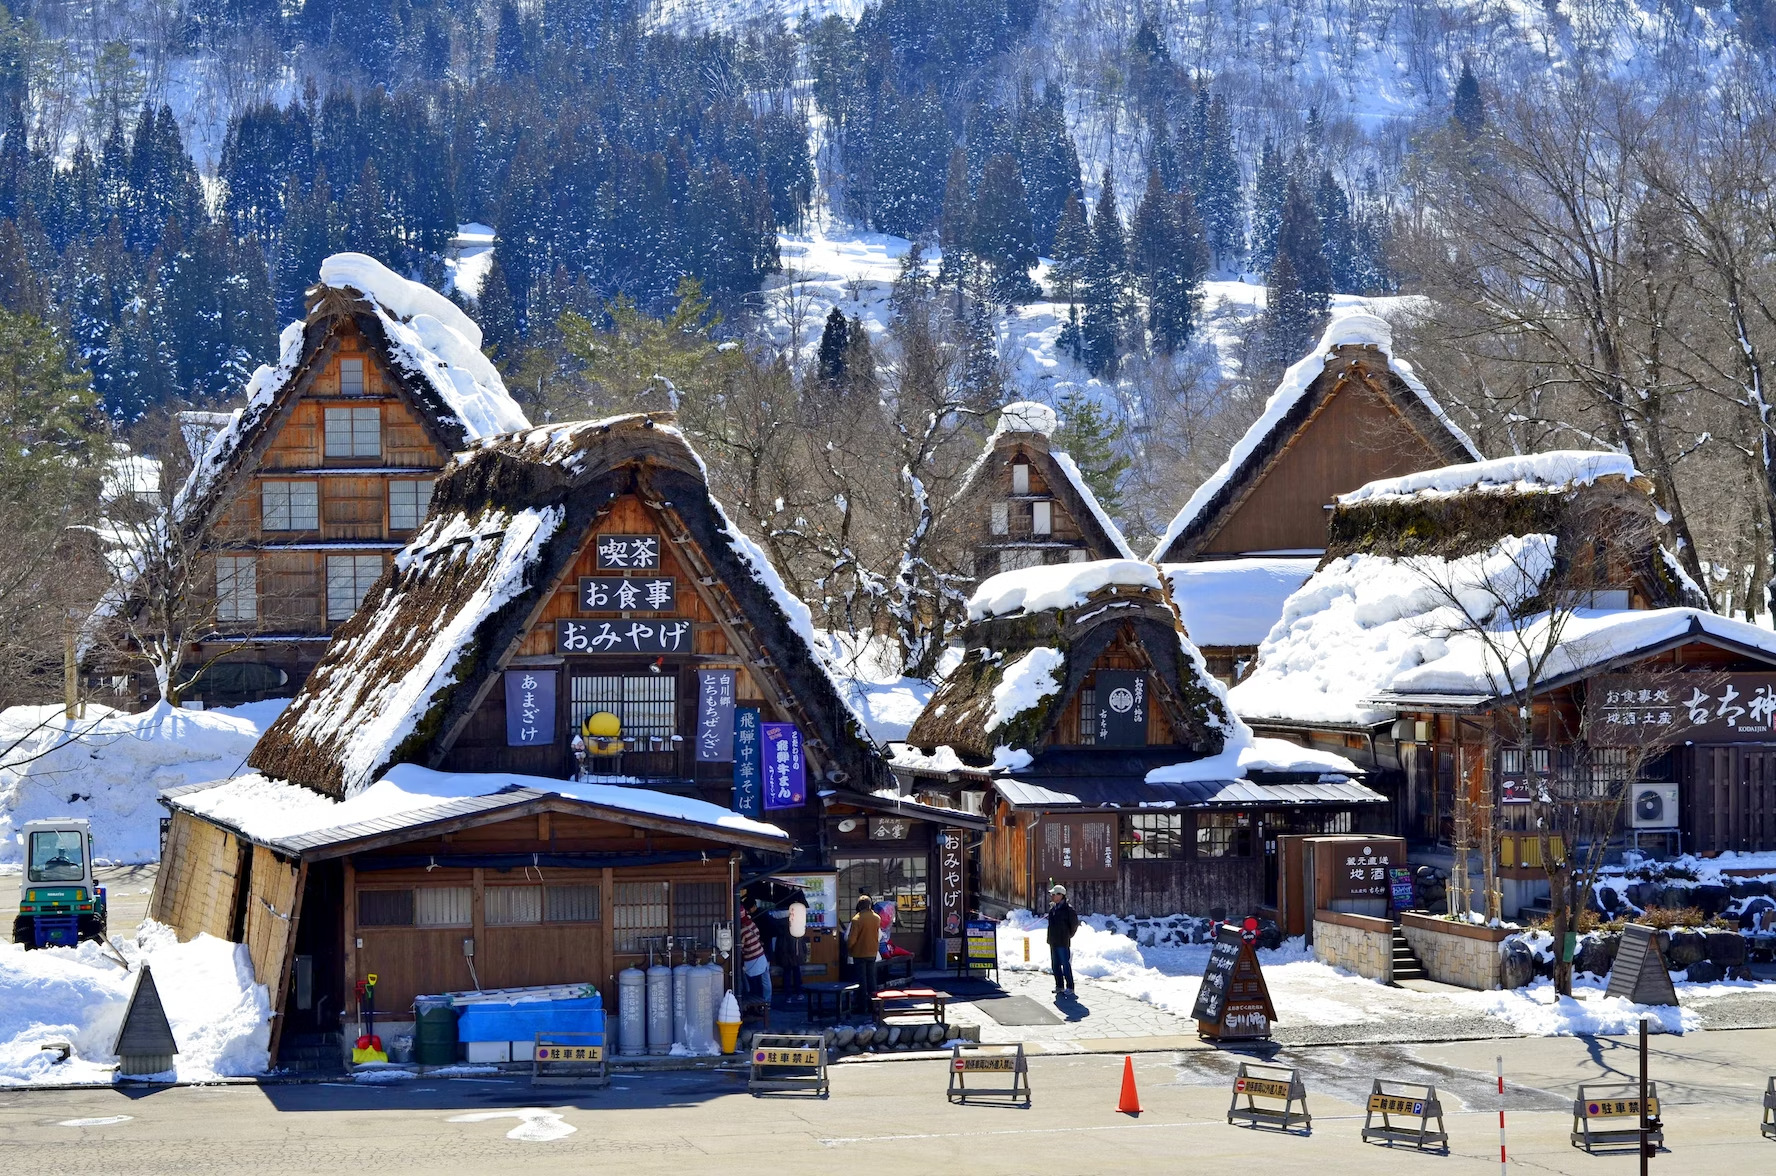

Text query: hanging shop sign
(761, 722), (805, 810)
(1038, 815), (1117, 882)
(1093, 670), (1147, 747)
(696, 669), (736, 762)
(868, 817), (912, 841)
(555, 618), (692, 654)
(579, 576), (676, 612)
(937, 828), (966, 961)
(732, 707), (762, 817)
(593, 534), (661, 570)
(503, 669), (556, 747)
(1589, 672), (1776, 745)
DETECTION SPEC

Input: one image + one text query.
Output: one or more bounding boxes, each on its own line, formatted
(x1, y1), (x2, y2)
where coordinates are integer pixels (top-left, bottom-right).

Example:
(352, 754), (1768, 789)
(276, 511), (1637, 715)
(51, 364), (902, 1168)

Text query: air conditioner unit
(1631, 784), (1680, 830)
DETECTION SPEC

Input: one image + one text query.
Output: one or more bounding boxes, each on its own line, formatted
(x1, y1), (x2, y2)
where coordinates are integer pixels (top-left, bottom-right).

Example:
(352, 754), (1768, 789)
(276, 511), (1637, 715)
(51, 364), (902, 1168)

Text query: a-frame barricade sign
(748, 1033), (830, 1097)
(1762, 1076), (1775, 1140)
(1227, 1062), (1311, 1133)
(946, 1042), (1031, 1107)
(1359, 1079), (1447, 1152)
(1570, 1082), (1662, 1153)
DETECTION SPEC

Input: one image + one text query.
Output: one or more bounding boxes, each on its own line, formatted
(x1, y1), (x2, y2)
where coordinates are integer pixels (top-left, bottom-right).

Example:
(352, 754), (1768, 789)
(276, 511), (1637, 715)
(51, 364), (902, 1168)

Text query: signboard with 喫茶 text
(503, 669), (555, 746)
(593, 534), (661, 570)
(579, 576), (675, 612)
(695, 669), (736, 762)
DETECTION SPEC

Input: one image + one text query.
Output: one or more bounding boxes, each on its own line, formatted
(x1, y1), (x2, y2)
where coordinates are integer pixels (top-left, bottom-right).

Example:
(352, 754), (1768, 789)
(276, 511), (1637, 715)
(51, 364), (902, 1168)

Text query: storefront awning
(994, 775), (1387, 812)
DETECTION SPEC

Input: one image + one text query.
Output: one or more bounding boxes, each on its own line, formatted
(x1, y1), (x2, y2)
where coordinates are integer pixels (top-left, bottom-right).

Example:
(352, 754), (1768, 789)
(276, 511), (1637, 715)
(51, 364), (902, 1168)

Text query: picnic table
(801, 982), (859, 1024)
(871, 987), (947, 1026)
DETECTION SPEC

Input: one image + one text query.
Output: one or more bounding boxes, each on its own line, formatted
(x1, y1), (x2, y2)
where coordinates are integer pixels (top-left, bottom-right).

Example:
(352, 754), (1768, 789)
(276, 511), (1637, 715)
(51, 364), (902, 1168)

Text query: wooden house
(1225, 451), (1763, 914)
(97, 253), (530, 707)
(950, 401), (1135, 580)
(150, 411), (899, 1064)
(898, 560), (1386, 920)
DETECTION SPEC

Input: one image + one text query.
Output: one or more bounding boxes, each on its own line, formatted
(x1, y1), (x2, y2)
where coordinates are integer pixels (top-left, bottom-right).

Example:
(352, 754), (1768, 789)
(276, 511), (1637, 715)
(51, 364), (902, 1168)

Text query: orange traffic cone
(1117, 1055), (1142, 1116)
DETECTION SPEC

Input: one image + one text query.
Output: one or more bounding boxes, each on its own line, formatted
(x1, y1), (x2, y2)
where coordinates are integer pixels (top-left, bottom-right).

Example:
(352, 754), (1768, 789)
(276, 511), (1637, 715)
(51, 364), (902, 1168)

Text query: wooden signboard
(1191, 926), (1276, 1040)
(1038, 814), (1117, 882)
(1605, 924), (1679, 1007)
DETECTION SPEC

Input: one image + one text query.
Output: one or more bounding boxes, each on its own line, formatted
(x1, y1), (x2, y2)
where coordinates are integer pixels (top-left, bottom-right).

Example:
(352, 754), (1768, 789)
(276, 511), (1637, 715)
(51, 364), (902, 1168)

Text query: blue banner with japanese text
(761, 721), (805, 810)
(732, 708), (762, 817)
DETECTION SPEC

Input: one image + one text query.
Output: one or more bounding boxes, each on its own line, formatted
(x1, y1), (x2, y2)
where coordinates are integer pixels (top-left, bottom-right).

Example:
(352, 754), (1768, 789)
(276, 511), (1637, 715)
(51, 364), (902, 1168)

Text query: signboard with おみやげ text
(556, 618), (692, 654)
(503, 670), (556, 746)
(761, 722), (805, 810)
(732, 708), (762, 817)
(580, 576), (675, 612)
(696, 669), (736, 762)
(594, 534), (661, 570)
(937, 829), (966, 959)
(1094, 670), (1147, 746)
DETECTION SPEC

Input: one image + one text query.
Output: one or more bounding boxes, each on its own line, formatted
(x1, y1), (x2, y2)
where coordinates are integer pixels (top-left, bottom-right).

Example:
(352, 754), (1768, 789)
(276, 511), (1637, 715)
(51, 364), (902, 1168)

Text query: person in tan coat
(846, 896), (882, 995)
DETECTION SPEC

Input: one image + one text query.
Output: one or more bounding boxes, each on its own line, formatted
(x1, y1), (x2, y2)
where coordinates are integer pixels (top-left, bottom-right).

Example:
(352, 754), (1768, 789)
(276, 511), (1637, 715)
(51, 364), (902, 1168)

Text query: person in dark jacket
(1046, 884), (1079, 995)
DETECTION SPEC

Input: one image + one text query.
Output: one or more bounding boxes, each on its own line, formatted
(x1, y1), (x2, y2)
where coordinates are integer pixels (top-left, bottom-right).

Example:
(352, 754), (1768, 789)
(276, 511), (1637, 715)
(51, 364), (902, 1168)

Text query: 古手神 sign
(1093, 670), (1147, 747)
(579, 576), (675, 612)
(555, 618), (692, 654)
(1588, 673), (1776, 745)
(593, 534), (661, 570)
(732, 707), (762, 817)
(1333, 842), (1396, 900)
(761, 722), (805, 810)
(503, 669), (555, 746)
(696, 669), (736, 762)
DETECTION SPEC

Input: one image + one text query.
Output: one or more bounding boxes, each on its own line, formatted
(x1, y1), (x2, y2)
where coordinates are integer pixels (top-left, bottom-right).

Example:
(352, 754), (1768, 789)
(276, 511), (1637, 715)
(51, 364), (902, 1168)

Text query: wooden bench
(871, 987), (947, 1026)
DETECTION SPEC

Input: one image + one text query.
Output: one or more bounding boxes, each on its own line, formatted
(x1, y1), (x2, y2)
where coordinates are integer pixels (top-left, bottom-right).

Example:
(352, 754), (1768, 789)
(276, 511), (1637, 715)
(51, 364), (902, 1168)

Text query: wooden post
(471, 867), (486, 990)
(601, 867), (616, 999)
(63, 617), (78, 720)
(342, 859), (358, 1029)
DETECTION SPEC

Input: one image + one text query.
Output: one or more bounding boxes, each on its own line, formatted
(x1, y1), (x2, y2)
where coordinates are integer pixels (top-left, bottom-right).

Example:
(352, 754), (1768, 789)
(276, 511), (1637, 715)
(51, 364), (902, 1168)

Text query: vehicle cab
(13, 819), (107, 946)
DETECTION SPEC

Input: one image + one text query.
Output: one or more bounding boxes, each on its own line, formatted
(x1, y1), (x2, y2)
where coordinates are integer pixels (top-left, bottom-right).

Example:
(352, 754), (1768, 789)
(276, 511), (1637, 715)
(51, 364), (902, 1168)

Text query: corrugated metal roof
(994, 775), (1386, 811)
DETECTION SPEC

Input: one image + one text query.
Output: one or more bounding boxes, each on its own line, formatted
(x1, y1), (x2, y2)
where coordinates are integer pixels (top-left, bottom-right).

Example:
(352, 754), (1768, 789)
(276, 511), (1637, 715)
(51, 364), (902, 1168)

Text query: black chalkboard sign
(1605, 924), (1678, 1007)
(1190, 926), (1245, 1023)
(1192, 925), (1276, 1040)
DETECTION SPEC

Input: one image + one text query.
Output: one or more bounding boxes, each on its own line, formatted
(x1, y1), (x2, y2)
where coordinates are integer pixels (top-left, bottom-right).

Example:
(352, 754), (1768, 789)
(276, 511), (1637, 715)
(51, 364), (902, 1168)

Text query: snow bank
(813, 630), (949, 743)
(0, 921), (270, 1085)
(1449, 979), (1698, 1036)
(1338, 450), (1641, 505)
(987, 648), (1065, 730)
(967, 559), (1164, 621)
(0, 700), (285, 868)
(1164, 557), (1318, 647)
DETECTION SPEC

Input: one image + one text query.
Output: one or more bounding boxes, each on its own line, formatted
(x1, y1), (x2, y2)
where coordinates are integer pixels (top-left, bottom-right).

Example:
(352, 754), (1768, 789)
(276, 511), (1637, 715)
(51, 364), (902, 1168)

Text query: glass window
(834, 856), (929, 937)
(28, 830), (85, 882)
(324, 406), (381, 458)
(613, 881), (668, 952)
(1195, 812), (1253, 859)
(989, 502), (1008, 536)
(1076, 685), (1097, 745)
(486, 886), (543, 925)
(672, 881), (726, 945)
(570, 674), (677, 748)
(261, 481), (319, 530)
(216, 556), (257, 622)
(1011, 461), (1030, 494)
(1032, 500), (1052, 535)
(414, 886), (471, 927)
(338, 357), (365, 395)
(545, 884), (601, 923)
(388, 479), (434, 530)
(326, 554), (383, 621)
(1124, 813), (1184, 859)
(358, 889), (414, 927)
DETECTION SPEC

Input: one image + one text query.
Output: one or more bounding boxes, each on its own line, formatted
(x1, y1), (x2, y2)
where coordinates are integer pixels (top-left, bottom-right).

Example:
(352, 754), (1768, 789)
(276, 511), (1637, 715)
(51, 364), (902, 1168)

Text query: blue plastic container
(455, 1000), (606, 1043)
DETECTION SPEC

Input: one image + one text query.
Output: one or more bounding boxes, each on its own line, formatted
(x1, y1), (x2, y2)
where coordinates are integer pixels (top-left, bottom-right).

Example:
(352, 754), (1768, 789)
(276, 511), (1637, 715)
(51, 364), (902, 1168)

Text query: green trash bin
(415, 1000), (458, 1066)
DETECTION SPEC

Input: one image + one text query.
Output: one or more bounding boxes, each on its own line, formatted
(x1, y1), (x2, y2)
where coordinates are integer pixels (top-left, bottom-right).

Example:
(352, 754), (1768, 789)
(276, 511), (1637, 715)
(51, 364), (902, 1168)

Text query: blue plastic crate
(455, 1001), (606, 1043)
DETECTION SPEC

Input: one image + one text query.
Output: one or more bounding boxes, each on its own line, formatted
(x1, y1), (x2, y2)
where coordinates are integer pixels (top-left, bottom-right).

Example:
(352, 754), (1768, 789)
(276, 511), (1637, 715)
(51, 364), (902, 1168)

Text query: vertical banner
(761, 722), (806, 810)
(937, 828), (966, 965)
(732, 707), (762, 817)
(503, 669), (556, 747)
(696, 669), (736, 762)
(1094, 670), (1147, 746)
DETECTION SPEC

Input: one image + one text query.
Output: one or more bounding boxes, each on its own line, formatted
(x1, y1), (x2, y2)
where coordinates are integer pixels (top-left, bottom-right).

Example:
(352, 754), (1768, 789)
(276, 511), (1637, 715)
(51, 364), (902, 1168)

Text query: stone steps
(1390, 928), (1427, 985)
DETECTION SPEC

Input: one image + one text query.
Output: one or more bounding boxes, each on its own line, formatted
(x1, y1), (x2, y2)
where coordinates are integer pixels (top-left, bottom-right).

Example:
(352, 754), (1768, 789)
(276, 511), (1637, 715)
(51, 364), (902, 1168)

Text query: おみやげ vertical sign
(503, 669), (556, 746)
(761, 722), (805, 810)
(732, 708), (762, 817)
(696, 669), (736, 762)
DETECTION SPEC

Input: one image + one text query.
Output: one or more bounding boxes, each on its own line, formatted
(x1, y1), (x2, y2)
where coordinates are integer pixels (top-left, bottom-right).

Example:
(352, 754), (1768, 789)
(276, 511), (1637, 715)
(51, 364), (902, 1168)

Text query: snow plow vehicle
(13, 819), (107, 948)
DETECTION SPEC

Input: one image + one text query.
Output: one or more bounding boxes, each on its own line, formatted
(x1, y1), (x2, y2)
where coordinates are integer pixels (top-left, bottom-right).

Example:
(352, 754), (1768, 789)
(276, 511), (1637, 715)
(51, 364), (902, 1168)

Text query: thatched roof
(905, 561), (1233, 765)
(249, 413), (888, 798)
(1149, 313), (1480, 562)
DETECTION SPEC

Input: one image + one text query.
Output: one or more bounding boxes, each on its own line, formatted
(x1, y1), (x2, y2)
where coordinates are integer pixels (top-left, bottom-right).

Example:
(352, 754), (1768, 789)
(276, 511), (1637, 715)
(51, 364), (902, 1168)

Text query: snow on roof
(318, 253), (528, 440)
(967, 559), (1164, 621)
(987, 647), (1065, 730)
(1050, 450), (1138, 559)
(1145, 736), (1363, 784)
(1164, 557), (1319, 648)
(1338, 451), (1641, 505)
(1147, 311), (1482, 561)
(165, 763), (788, 851)
(274, 505), (565, 796)
(994, 400), (1060, 436)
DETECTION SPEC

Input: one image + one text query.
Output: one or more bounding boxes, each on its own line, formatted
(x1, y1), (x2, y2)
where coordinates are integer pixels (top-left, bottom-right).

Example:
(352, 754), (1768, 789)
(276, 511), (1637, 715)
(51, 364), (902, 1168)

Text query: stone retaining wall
(1312, 909), (1394, 982)
(1399, 911), (1510, 990)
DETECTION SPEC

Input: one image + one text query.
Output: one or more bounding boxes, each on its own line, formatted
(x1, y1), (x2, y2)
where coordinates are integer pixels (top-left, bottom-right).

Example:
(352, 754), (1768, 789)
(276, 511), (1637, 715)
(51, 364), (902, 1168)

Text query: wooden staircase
(1391, 927), (1426, 985)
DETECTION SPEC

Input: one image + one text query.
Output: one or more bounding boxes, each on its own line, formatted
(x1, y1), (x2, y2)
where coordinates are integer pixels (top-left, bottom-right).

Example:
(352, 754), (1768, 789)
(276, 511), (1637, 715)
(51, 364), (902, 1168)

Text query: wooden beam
(265, 858), (308, 1069)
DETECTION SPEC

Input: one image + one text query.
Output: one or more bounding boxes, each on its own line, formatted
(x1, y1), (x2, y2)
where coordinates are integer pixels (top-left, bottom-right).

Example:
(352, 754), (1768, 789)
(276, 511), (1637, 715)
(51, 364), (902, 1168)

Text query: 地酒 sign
(1588, 672), (1776, 745)
(695, 669), (736, 762)
(579, 575), (675, 612)
(1093, 670), (1147, 746)
(594, 534), (661, 570)
(503, 669), (555, 746)
(1038, 815), (1116, 882)
(732, 707), (762, 817)
(761, 722), (805, 810)
(1334, 843), (1396, 900)
(555, 618), (692, 654)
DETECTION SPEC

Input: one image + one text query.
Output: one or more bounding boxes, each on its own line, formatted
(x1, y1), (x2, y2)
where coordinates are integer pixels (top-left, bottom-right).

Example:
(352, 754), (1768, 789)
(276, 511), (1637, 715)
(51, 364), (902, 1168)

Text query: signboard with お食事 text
(580, 576), (675, 612)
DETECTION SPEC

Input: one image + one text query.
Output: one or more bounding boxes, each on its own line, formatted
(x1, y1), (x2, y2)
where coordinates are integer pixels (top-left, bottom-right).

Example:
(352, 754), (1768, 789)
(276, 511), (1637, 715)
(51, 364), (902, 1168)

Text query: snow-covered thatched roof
(249, 413), (888, 799)
(1149, 312), (1481, 562)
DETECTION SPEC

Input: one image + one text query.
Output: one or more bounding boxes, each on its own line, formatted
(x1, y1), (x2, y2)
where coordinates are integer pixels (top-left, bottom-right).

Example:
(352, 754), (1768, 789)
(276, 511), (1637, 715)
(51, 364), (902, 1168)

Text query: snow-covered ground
(0, 700), (285, 870)
(0, 921), (270, 1086)
(997, 909), (1772, 1039)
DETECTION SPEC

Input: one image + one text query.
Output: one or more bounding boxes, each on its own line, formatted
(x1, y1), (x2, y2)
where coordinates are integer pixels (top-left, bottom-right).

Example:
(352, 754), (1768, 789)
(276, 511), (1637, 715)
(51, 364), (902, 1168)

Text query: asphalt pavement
(3, 1028), (1773, 1174)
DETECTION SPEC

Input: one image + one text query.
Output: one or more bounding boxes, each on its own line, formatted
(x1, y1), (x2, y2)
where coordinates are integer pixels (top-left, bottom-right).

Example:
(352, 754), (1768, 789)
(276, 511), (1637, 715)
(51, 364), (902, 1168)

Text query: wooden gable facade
(1153, 338), (1480, 562)
(954, 420), (1133, 580)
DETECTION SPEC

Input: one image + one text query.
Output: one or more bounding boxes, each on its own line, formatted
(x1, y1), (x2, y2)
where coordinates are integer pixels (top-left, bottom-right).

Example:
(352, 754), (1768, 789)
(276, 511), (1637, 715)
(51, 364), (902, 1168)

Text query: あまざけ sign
(503, 670), (555, 746)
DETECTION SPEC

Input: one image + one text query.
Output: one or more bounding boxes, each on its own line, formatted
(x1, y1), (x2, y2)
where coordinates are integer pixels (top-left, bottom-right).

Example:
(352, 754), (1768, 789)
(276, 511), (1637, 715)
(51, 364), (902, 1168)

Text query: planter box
(1313, 909), (1395, 983)
(1399, 911), (1511, 990)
